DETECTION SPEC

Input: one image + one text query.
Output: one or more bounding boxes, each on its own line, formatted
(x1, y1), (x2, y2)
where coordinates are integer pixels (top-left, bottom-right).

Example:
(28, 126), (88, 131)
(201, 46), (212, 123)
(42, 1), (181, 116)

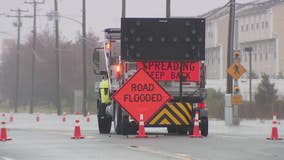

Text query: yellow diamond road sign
(227, 62), (246, 80)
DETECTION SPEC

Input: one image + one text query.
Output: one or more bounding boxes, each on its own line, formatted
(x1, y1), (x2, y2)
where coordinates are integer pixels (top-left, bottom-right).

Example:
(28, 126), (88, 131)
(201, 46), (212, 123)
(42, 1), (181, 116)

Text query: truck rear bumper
(148, 102), (193, 127)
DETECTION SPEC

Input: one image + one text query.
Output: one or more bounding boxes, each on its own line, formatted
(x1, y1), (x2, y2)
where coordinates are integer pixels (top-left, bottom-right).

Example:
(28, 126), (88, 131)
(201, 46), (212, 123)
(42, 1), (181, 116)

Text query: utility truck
(93, 18), (208, 136)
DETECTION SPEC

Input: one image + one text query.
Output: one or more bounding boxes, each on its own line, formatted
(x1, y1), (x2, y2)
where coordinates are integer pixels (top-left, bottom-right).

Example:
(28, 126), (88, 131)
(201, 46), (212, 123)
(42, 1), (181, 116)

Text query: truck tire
(121, 115), (138, 135)
(98, 116), (112, 134)
(167, 126), (176, 134)
(128, 121), (138, 135)
(200, 117), (208, 137)
(97, 100), (111, 134)
(121, 115), (129, 135)
(188, 123), (194, 135)
(114, 103), (122, 134)
(176, 126), (188, 135)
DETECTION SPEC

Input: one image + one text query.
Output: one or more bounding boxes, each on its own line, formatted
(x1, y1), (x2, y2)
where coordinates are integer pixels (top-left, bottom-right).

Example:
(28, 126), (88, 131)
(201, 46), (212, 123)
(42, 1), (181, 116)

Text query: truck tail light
(198, 102), (205, 109)
(116, 64), (121, 72)
(115, 64), (123, 79)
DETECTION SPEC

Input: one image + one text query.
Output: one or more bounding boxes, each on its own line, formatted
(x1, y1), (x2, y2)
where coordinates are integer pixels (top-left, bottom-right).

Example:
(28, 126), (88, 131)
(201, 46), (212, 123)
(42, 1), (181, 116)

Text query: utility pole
(122, 0), (126, 18)
(226, 0), (235, 94)
(54, 0), (61, 115)
(166, 0), (171, 18)
(224, 0), (236, 126)
(82, 0), (87, 116)
(25, 0), (45, 114)
(7, 9), (29, 113)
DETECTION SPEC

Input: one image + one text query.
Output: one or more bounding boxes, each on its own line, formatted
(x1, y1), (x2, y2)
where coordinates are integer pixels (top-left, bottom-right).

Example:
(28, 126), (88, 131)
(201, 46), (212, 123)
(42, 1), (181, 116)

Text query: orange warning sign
(113, 68), (171, 123)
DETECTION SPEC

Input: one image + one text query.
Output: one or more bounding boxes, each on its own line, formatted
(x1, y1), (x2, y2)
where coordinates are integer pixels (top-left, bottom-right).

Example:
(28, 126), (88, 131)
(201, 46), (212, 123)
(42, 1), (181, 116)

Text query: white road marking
(0, 157), (15, 160)
(129, 146), (193, 160)
(217, 134), (251, 139)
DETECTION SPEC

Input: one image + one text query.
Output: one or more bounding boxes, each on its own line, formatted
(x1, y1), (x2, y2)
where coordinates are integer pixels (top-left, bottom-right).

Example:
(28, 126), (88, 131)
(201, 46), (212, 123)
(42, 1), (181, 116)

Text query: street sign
(231, 95), (243, 105)
(137, 61), (200, 81)
(113, 68), (171, 123)
(227, 62), (246, 80)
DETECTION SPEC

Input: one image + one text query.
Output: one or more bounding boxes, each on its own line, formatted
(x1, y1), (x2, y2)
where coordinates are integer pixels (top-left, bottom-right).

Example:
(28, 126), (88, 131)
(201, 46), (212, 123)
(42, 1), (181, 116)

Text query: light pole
(166, 0), (171, 18)
(54, 0), (61, 115)
(25, 0), (45, 114)
(245, 47), (253, 116)
(82, 0), (87, 116)
(47, 1), (88, 116)
(122, 0), (126, 18)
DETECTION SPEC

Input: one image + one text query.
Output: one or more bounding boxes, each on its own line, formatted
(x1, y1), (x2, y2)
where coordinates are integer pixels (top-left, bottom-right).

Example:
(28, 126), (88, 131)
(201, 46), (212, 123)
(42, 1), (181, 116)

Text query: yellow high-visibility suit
(99, 79), (111, 104)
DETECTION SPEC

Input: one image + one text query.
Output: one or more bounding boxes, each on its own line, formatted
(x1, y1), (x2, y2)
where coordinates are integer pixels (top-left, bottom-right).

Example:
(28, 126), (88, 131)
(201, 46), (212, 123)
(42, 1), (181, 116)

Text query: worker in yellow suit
(98, 75), (111, 116)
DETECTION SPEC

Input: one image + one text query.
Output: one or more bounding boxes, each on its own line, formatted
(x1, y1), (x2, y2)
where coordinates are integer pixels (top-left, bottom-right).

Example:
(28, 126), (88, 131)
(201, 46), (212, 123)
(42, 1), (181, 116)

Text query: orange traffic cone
(71, 118), (84, 139)
(267, 113), (282, 140)
(36, 113), (40, 122)
(190, 111), (203, 138)
(136, 114), (147, 138)
(86, 112), (90, 123)
(0, 115), (12, 141)
(62, 112), (66, 122)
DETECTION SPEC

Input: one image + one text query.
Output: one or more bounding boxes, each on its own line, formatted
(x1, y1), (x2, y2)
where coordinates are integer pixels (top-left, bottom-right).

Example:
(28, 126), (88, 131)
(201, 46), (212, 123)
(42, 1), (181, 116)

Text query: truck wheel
(128, 121), (138, 135)
(188, 123), (194, 135)
(167, 126), (176, 134)
(176, 126), (188, 135)
(200, 117), (208, 137)
(121, 115), (138, 135)
(98, 116), (112, 134)
(97, 100), (111, 134)
(114, 103), (122, 134)
(121, 115), (129, 135)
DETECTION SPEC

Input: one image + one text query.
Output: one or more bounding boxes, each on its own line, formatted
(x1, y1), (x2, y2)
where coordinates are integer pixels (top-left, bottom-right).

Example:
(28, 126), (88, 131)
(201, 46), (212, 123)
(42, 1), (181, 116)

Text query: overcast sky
(0, 0), (254, 53)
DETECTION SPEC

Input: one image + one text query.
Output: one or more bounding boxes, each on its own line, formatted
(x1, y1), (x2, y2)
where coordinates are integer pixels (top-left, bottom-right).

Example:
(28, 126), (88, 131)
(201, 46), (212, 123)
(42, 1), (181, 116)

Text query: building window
(256, 23), (259, 29)
(265, 53), (268, 60)
(241, 25), (244, 31)
(260, 53), (262, 61)
(265, 21), (269, 28)
(251, 24), (254, 31)
(262, 21), (265, 29)
(246, 24), (249, 31)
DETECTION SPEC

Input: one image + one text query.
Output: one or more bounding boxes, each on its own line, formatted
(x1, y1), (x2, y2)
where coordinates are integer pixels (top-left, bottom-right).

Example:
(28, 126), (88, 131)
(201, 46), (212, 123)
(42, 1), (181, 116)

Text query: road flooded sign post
(113, 68), (171, 123)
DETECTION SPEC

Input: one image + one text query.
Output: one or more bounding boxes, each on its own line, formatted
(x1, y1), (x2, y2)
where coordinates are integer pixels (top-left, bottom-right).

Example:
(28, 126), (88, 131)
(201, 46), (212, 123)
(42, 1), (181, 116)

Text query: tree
(254, 73), (278, 113)
(248, 71), (258, 79)
(205, 88), (225, 119)
(277, 72), (284, 79)
(0, 29), (100, 111)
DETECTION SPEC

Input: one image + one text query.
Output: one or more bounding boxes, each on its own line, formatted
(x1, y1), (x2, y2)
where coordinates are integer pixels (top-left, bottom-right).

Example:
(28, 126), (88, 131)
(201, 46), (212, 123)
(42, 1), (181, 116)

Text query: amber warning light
(115, 64), (123, 78)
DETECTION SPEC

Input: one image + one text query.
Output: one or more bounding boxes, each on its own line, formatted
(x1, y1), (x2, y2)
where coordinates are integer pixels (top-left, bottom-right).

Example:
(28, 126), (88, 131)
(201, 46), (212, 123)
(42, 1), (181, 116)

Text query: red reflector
(198, 102), (205, 109)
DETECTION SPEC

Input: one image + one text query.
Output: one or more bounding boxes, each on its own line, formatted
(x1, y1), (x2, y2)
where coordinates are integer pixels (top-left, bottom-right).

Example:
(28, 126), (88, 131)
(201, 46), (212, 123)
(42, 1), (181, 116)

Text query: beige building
(204, 0), (284, 79)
